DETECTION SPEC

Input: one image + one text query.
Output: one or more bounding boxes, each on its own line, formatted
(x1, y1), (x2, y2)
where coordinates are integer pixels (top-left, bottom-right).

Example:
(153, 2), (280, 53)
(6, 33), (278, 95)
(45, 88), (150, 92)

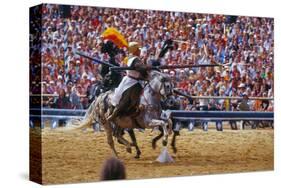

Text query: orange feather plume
(101, 27), (128, 49)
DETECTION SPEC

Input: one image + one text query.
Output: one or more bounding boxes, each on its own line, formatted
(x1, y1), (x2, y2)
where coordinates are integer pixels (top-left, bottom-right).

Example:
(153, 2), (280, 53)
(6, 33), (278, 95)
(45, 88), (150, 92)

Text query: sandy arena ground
(32, 126), (273, 184)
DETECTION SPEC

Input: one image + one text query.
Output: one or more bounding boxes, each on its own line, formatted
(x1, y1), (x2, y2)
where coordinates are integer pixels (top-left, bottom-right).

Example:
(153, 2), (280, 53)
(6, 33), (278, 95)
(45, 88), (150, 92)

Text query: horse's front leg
(171, 131), (179, 153)
(149, 119), (169, 147)
(162, 122), (169, 147)
(152, 127), (164, 149)
(167, 118), (173, 135)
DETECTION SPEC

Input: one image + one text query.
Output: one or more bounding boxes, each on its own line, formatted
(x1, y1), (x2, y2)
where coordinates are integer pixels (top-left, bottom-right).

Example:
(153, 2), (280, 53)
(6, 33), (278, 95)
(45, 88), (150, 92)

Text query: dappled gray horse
(78, 71), (173, 158)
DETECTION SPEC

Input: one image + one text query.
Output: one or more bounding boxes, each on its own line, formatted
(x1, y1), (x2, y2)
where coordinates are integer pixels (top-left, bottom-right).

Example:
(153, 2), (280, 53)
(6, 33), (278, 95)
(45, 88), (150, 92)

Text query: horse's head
(149, 71), (173, 100)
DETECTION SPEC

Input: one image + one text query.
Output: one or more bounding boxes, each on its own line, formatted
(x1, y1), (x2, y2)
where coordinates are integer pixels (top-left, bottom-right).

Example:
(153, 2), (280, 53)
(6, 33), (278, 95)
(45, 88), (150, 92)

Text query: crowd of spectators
(32, 4), (274, 111)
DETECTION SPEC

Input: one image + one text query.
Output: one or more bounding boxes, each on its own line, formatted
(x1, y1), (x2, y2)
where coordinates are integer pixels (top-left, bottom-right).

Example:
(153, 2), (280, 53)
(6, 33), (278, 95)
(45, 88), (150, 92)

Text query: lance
(173, 89), (193, 100)
(110, 63), (221, 71)
(173, 39), (189, 44)
(75, 51), (118, 68)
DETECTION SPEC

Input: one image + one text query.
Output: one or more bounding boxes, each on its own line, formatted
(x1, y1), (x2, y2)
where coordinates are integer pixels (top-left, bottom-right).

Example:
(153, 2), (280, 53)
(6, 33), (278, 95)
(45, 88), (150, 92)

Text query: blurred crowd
(30, 4), (274, 111)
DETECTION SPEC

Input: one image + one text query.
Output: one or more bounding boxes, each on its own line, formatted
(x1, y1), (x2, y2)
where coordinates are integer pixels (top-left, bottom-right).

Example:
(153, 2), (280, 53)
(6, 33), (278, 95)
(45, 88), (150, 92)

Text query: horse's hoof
(135, 151), (141, 159)
(126, 147), (132, 153)
(162, 140), (168, 146)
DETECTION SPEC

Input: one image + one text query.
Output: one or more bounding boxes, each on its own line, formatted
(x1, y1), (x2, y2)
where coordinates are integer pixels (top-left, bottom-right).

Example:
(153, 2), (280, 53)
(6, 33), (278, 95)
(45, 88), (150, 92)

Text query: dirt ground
(32, 126), (273, 184)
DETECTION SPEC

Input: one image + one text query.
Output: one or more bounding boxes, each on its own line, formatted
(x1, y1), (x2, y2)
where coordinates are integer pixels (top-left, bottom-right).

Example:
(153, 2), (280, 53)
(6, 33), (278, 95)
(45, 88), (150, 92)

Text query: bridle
(141, 73), (173, 109)
(148, 77), (168, 99)
(141, 81), (162, 111)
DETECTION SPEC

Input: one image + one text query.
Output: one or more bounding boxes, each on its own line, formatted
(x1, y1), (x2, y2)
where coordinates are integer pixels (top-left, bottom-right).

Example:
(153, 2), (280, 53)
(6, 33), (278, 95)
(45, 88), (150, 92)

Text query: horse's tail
(62, 98), (97, 130)
(82, 91), (111, 128)
(78, 98), (98, 129)
(64, 91), (112, 131)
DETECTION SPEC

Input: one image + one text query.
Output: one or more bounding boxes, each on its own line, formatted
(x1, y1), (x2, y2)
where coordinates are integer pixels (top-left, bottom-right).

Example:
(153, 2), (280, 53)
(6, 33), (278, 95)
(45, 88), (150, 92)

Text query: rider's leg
(107, 88), (132, 121)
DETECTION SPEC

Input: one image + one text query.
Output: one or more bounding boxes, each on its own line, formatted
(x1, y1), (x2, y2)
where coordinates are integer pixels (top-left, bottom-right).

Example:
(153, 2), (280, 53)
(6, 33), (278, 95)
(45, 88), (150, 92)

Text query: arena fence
(31, 94), (274, 113)
(184, 96), (273, 100)
(170, 111), (273, 121)
(30, 108), (273, 130)
(31, 94), (274, 101)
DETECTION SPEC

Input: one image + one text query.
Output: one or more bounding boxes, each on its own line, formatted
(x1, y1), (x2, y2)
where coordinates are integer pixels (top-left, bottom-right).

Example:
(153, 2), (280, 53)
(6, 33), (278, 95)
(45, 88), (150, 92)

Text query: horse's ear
(150, 71), (162, 79)
(150, 71), (158, 79)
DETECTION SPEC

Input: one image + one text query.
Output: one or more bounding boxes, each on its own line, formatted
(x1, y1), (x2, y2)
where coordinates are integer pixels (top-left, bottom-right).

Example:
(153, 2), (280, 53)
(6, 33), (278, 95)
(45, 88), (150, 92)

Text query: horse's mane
(150, 70), (170, 81)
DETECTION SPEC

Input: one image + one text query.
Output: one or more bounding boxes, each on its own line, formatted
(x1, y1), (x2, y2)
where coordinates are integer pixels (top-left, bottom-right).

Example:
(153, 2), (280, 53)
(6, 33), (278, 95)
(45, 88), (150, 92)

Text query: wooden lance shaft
(110, 63), (220, 71)
(75, 51), (118, 68)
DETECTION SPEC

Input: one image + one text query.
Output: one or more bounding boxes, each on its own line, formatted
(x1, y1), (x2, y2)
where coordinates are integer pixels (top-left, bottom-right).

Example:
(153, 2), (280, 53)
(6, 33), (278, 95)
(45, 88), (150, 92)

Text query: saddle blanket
(110, 76), (139, 106)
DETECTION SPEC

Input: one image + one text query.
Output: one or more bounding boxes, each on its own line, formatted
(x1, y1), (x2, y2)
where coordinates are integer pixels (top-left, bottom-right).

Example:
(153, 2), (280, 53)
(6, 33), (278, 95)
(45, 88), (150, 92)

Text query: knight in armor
(107, 42), (150, 121)
(99, 41), (123, 91)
